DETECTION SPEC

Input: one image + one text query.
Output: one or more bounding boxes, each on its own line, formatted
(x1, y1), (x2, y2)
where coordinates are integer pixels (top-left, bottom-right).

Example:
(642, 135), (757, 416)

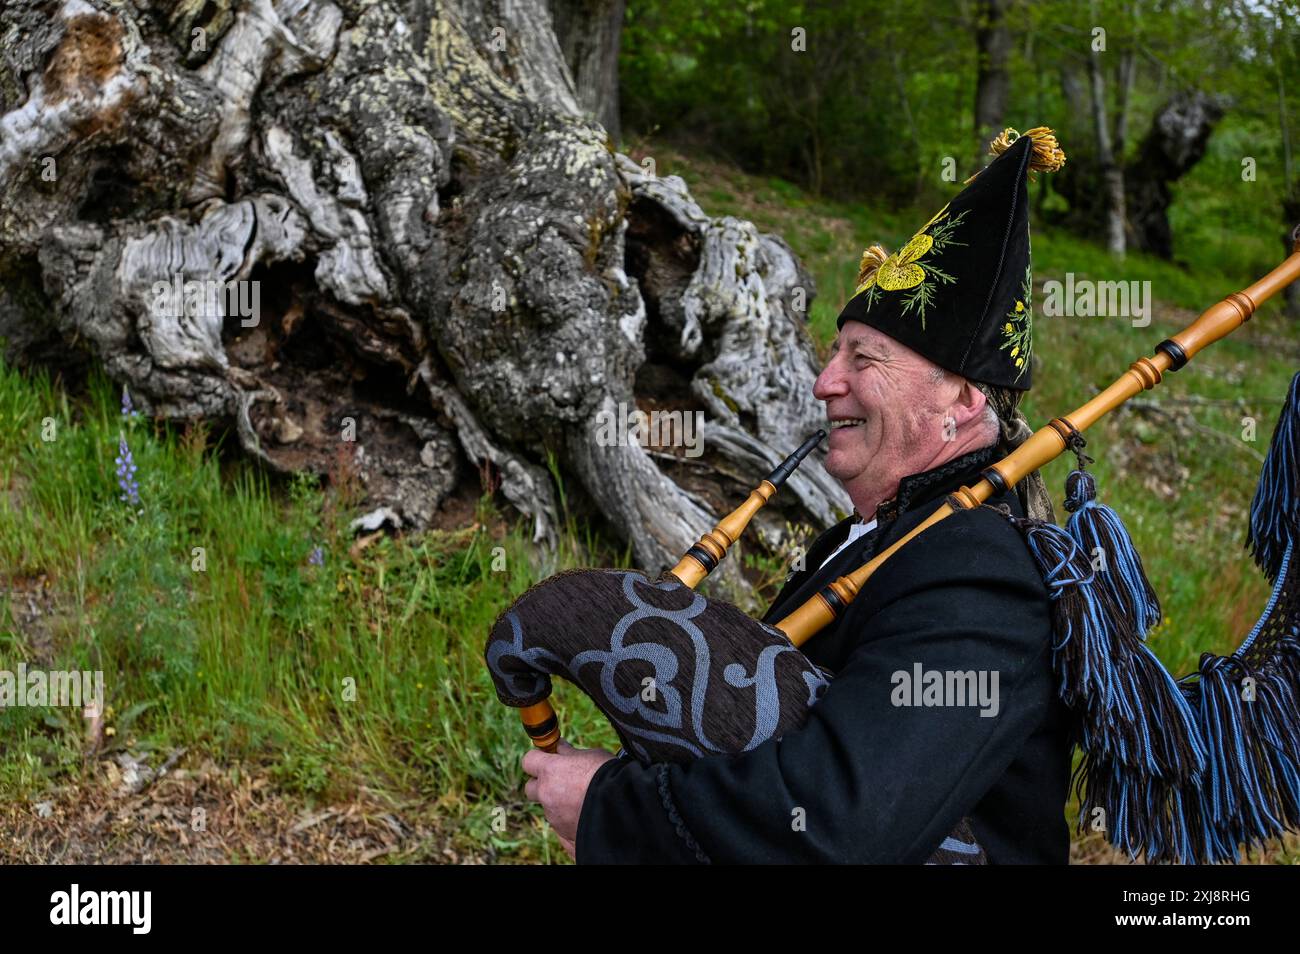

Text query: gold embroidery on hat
(852, 202), (968, 331)
(1000, 263), (1033, 382)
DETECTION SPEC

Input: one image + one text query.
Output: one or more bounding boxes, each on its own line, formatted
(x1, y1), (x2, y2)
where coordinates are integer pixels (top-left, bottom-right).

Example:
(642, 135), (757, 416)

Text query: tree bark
(0, 0), (849, 603)
(1058, 63), (1088, 129)
(1085, 11), (1125, 257)
(972, 0), (1011, 171)
(548, 0), (624, 143)
(1124, 90), (1227, 259)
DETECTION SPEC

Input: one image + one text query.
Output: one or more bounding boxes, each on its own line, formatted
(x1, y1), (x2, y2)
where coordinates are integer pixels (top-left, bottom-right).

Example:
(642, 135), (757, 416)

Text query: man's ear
(948, 378), (987, 427)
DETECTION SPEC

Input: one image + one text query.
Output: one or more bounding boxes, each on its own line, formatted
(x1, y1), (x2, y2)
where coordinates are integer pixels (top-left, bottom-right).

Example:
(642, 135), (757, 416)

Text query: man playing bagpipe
(515, 128), (1073, 863)
(503, 127), (1300, 864)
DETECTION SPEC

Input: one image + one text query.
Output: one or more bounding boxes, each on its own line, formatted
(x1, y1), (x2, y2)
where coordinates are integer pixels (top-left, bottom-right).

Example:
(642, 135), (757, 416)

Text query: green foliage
(622, 0), (947, 199)
(619, 0), (1300, 258)
(0, 361), (627, 859)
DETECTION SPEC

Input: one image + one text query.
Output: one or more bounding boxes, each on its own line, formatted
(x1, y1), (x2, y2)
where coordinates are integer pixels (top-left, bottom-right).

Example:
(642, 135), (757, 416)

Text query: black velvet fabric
(836, 134), (1037, 391)
(575, 446), (1073, 864)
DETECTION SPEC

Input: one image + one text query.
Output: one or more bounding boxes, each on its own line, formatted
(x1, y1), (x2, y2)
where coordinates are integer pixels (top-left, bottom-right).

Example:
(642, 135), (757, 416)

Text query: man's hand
(522, 740), (616, 860)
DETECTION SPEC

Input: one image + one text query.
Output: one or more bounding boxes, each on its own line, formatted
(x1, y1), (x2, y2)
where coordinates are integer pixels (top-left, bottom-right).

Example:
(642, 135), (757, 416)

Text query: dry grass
(0, 754), (480, 865)
(1069, 828), (1300, 865)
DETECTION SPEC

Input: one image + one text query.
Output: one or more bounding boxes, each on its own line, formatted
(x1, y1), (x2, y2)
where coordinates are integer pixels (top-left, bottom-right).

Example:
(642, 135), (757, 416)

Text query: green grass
(3, 140), (1299, 862)
(0, 367), (619, 860)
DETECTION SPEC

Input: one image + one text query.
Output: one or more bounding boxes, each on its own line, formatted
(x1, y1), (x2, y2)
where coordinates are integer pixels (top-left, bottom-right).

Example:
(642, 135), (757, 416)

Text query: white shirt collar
(818, 516), (878, 572)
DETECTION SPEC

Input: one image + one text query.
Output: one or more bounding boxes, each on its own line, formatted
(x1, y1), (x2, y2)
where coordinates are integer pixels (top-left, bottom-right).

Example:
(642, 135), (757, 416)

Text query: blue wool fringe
(1249, 371), (1300, 583)
(1002, 370), (1300, 863)
(1192, 371), (1300, 861)
(1185, 589), (1300, 859)
(1016, 517), (1206, 862)
(1064, 470), (1162, 638)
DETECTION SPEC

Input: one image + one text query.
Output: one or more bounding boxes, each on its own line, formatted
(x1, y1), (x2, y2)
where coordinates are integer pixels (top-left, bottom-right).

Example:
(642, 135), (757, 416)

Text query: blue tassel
(1185, 538), (1300, 863)
(987, 373), (1300, 862)
(1064, 469), (1162, 639)
(1249, 371), (1300, 583)
(1012, 516), (1206, 862)
(1179, 369), (1300, 861)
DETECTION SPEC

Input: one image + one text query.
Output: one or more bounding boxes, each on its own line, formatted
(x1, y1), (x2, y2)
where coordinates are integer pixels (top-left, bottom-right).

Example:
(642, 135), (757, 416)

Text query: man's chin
(823, 449), (866, 483)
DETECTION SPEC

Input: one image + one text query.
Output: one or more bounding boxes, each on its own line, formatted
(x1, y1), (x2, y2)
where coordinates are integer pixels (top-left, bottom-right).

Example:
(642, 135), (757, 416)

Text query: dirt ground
(5, 753), (1294, 864)
(0, 755), (484, 865)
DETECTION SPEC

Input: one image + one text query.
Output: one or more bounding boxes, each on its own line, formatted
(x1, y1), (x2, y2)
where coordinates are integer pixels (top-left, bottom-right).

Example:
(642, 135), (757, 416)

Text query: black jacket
(575, 444), (1073, 864)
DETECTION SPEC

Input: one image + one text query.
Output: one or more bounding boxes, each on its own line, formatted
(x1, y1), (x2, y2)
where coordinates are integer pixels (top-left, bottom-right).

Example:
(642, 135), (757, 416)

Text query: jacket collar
(855, 443), (1000, 527)
(759, 442), (1003, 627)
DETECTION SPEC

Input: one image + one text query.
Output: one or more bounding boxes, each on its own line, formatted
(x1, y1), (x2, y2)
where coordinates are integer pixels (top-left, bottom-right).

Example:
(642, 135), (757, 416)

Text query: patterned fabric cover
(486, 567), (988, 864)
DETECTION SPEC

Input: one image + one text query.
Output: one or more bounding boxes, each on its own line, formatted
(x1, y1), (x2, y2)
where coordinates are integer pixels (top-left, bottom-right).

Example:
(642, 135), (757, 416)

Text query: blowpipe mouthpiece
(766, 429), (827, 488)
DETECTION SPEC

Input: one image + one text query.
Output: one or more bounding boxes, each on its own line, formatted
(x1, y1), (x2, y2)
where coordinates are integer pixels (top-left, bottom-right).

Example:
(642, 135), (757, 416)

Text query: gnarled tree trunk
(1052, 89), (1226, 261)
(1125, 90), (1228, 259)
(0, 0), (848, 603)
(549, 0), (623, 143)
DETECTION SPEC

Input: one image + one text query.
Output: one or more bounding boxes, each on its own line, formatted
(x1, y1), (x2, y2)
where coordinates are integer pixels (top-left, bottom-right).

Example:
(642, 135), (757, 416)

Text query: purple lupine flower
(115, 433), (140, 507)
(121, 385), (134, 418)
(308, 545), (324, 566)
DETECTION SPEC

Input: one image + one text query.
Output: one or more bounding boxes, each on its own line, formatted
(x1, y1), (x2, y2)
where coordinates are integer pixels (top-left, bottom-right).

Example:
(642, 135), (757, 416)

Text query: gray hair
(930, 366), (1000, 445)
(927, 365), (1058, 523)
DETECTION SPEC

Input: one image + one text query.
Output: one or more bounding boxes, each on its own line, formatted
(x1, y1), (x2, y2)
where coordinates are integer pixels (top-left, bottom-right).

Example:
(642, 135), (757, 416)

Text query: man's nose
(813, 360), (847, 401)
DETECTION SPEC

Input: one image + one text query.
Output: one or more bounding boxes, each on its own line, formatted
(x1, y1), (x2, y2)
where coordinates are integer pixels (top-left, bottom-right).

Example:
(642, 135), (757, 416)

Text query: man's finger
(522, 747), (548, 776)
(524, 777), (539, 802)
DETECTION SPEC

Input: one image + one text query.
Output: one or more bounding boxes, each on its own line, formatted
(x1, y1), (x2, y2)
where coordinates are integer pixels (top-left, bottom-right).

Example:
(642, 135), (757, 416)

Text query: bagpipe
(485, 226), (1300, 864)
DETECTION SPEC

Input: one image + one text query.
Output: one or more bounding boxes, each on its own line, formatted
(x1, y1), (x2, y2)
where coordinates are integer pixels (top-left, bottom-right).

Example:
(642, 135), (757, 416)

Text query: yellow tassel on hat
(855, 243), (890, 289)
(965, 125), (1067, 183)
(990, 125), (1066, 172)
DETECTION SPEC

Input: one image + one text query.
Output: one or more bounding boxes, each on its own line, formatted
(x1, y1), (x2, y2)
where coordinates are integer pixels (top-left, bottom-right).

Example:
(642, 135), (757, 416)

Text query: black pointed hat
(835, 127), (1066, 391)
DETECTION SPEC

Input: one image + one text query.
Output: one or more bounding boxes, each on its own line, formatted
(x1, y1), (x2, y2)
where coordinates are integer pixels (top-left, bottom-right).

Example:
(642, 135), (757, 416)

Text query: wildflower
(121, 385), (134, 417)
(308, 545), (324, 566)
(115, 433), (140, 507)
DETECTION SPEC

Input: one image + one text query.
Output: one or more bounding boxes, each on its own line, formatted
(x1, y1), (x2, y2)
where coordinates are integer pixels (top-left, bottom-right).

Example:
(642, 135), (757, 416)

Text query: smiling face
(813, 320), (995, 516)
